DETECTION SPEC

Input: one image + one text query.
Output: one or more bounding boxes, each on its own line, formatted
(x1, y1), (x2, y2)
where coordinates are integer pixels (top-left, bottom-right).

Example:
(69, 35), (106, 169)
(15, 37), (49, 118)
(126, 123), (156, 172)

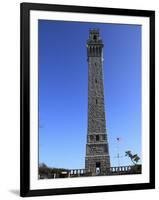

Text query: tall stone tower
(85, 29), (110, 176)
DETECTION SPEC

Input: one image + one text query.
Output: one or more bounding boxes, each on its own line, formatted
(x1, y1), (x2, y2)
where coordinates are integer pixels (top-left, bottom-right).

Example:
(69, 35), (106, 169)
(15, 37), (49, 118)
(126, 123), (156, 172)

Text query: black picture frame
(20, 2), (155, 197)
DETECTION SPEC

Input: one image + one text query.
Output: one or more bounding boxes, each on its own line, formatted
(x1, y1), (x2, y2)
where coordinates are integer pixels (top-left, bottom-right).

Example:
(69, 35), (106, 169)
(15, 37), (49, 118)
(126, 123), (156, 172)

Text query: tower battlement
(87, 29), (103, 45)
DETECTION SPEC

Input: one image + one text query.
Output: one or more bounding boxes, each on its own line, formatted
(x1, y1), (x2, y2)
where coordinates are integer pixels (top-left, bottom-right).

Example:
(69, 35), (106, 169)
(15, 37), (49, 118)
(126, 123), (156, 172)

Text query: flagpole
(117, 137), (120, 167)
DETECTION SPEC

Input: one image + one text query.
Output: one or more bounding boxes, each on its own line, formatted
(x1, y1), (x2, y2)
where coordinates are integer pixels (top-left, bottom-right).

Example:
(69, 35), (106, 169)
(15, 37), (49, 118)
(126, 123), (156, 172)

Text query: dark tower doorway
(96, 162), (101, 175)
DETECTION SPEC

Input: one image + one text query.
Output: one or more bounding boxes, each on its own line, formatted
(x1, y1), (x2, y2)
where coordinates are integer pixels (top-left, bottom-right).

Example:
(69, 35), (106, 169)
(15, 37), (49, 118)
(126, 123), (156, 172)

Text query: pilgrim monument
(85, 29), (110, 175)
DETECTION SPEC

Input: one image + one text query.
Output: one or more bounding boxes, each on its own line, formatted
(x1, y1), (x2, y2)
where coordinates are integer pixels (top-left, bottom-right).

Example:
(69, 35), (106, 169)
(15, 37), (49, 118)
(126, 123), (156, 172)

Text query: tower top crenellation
(87, 28), (103, 45)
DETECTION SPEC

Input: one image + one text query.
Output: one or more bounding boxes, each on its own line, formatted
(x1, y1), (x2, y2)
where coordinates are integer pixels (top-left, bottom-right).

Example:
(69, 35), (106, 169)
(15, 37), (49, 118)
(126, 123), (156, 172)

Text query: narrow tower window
(90, 135), (94, 142)
(96, 99), (98, 104)
(93, 35), (97, 40)
(96, 135), (99, 141)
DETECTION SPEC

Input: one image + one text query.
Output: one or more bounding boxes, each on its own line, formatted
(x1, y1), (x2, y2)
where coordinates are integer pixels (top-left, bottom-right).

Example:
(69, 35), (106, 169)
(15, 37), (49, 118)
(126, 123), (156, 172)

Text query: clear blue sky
(38, 20), (141, 169)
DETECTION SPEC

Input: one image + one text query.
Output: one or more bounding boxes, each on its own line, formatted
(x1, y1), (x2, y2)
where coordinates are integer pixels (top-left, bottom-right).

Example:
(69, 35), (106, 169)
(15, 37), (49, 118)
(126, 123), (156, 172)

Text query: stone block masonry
(85, 29), (110, 176)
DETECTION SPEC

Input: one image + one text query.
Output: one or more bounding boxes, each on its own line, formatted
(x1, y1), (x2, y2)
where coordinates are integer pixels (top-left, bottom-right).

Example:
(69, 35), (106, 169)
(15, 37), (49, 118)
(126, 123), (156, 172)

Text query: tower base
(85, 155), (110, 176)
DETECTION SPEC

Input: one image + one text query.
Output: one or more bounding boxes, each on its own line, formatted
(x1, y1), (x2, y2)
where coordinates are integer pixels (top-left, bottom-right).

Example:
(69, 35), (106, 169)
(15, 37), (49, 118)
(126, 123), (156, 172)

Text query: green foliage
(39, 163), (69, 178)
(125, 150), (140, 165)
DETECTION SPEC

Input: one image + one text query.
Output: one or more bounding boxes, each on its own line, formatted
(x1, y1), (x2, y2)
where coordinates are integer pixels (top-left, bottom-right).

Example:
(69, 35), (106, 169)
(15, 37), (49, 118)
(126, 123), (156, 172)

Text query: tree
(125, 151), (140, 165)
(39, 162), (47, 168)
(39, 162), (69, 179)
